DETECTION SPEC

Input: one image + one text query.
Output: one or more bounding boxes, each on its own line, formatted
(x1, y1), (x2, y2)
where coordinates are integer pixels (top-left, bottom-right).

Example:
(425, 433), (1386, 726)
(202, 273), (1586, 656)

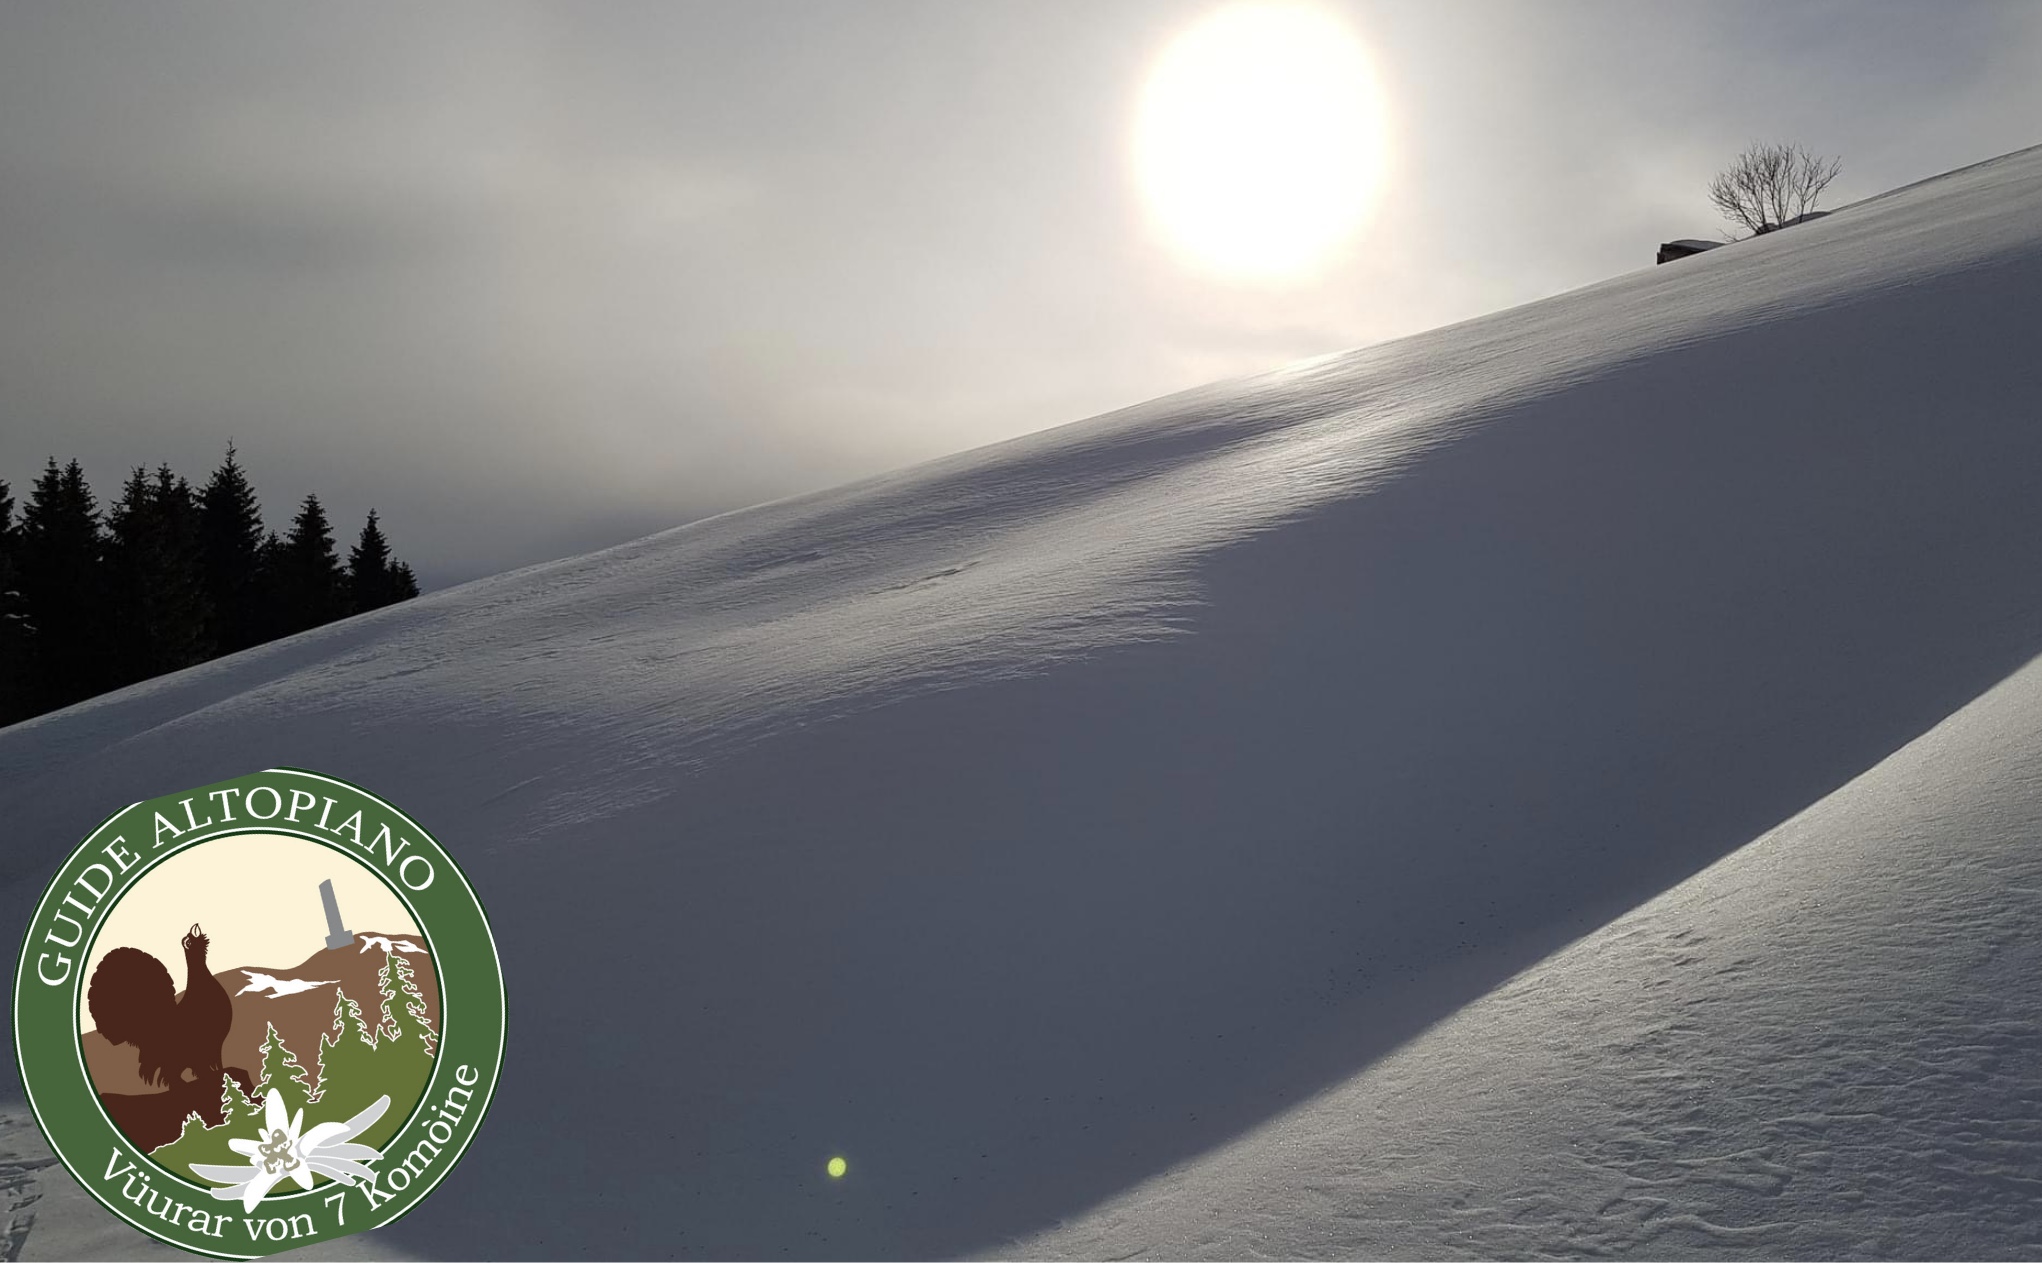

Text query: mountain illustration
(135, 934), (440, 1187)
(83, 931), (437, 1102)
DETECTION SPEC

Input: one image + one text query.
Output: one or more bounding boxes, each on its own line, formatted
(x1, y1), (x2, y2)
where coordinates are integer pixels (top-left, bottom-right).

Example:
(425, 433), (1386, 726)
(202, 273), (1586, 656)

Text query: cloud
(2, 1), (2036, 587)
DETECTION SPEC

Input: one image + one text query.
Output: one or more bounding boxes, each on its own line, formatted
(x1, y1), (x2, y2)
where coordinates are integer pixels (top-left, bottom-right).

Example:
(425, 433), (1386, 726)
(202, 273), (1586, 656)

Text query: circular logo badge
(12, 768), (504, 1258)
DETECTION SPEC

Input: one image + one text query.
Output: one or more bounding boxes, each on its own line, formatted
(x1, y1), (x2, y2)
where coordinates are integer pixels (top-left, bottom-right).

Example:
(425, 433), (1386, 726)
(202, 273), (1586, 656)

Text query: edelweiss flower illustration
(190, 1090), (390, 1211)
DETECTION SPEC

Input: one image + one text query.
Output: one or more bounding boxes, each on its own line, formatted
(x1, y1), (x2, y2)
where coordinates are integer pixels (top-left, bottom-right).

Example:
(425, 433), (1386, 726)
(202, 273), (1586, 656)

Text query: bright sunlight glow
(1134, 2), (1389, 281)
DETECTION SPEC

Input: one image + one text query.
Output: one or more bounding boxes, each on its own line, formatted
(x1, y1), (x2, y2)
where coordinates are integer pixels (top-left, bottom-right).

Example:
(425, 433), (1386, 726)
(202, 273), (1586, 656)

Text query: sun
(1133, 2), (1389, 280)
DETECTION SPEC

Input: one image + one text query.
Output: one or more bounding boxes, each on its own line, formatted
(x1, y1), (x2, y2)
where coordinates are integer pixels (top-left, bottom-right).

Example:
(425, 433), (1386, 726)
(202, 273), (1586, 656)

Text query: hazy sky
(4, 1), (2039, 586)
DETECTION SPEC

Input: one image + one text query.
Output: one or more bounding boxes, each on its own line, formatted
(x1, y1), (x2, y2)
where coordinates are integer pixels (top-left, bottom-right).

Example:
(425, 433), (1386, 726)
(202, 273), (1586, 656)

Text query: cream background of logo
(78, 833), (421, 1032)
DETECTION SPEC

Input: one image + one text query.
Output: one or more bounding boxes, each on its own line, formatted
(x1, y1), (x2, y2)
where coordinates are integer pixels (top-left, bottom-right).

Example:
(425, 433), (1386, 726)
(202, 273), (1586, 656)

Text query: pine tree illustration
(151, 1063), (264, 1172)
(393, 953), (438, 1057)
(254, 1021), (314, 1121)
(374, 951), (402, 1040)
(220, 1070), (259, 1126)
(375, 949), (439, 1057)
(315, 985), (380, 1105)
(165, 1109), (209, 1151)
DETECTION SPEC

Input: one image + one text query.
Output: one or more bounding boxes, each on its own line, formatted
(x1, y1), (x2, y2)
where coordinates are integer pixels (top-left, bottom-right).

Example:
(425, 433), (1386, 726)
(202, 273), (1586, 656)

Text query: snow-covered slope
(5, 145), (2042, 1259)
(1010, 640), (2042, 1260)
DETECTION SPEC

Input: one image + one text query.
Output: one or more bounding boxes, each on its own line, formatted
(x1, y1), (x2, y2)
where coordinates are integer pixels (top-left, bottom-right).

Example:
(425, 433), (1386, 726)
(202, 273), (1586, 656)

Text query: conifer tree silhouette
(390, 561), (420, 600)
(347, 510), (397, 613)
(106, 465), (211, 686)
(0, 479), (28, 724)
(273, 494), (346, 636)
(18, 459), (107, 712)
(197, 444), (269, 654)
(3, 448), (423, 728)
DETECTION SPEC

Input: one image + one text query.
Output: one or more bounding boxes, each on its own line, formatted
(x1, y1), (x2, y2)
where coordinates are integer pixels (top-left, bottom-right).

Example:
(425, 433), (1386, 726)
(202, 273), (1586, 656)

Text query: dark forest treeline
(0, 446), (418, 727)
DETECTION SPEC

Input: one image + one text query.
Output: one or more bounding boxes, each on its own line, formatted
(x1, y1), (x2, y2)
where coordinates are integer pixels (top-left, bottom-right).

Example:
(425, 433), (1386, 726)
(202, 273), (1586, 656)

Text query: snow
(1011, 643), (2042, 1260)
(5, 143), (2042, 1259)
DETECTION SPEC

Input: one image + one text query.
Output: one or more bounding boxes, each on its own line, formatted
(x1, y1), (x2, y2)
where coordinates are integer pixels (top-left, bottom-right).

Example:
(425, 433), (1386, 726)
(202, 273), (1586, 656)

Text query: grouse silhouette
(87, 924), (253, 1151)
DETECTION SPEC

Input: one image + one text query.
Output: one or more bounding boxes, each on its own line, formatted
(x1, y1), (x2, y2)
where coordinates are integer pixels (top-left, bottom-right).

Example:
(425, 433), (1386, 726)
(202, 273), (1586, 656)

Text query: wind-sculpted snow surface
(4, 145), (2042, 1258)
(1009, 647), (2042, 1260)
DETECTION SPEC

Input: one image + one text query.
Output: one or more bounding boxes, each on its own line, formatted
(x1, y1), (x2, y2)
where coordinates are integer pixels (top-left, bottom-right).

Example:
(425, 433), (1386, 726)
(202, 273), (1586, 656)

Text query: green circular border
(12, 768), (505, 1259)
